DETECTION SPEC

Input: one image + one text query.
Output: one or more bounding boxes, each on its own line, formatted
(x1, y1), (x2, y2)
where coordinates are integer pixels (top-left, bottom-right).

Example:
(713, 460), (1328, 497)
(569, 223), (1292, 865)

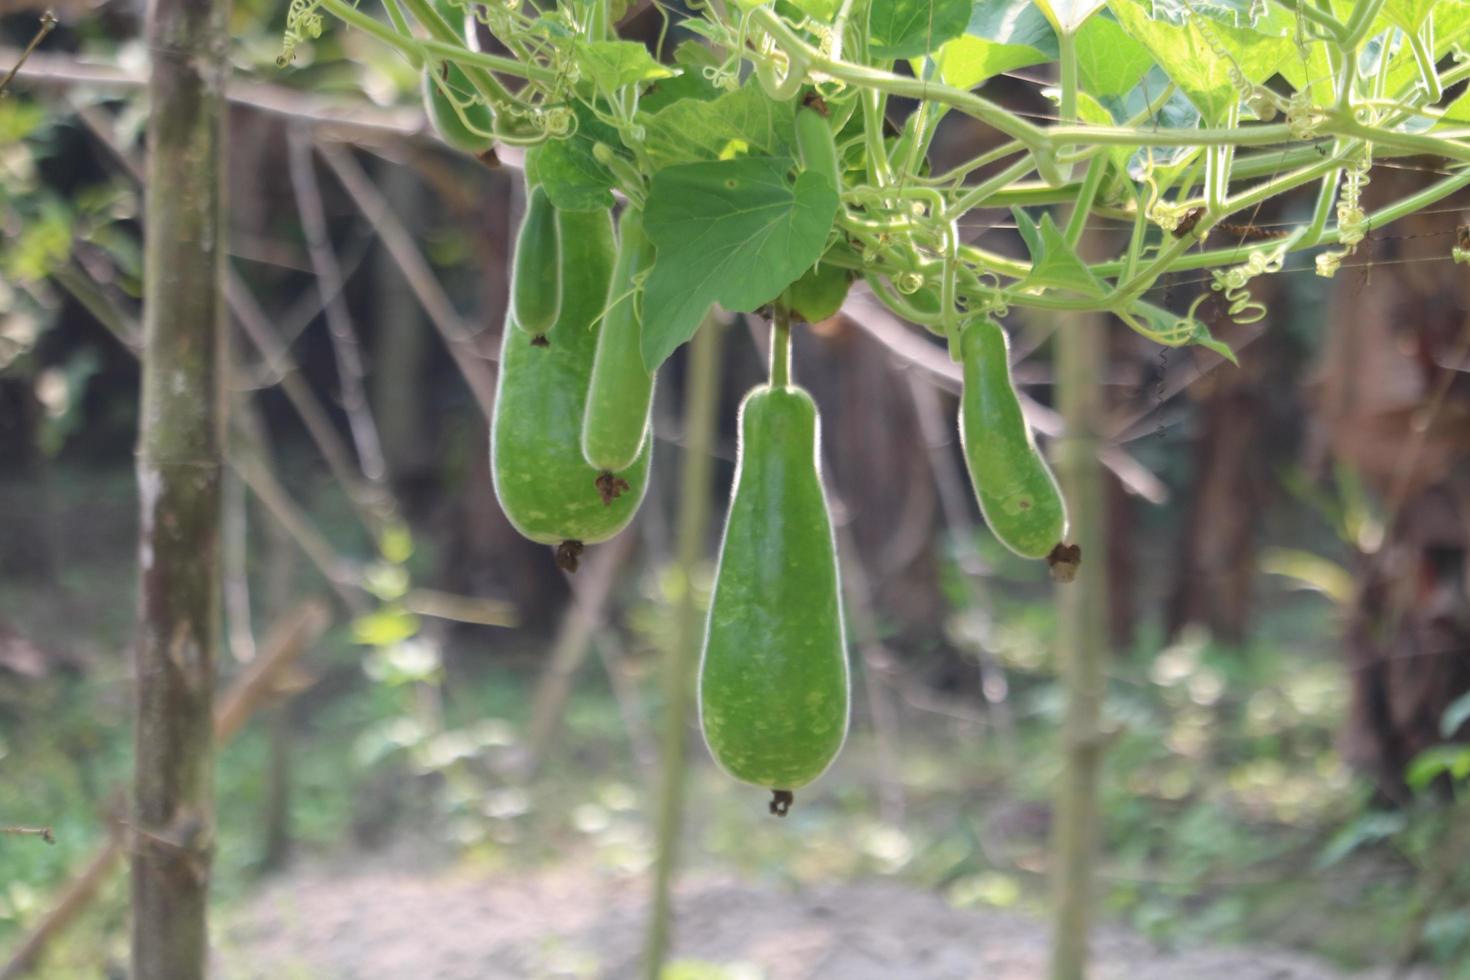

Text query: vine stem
(643, 316), (724, 979)
(770, 306), (792, 388)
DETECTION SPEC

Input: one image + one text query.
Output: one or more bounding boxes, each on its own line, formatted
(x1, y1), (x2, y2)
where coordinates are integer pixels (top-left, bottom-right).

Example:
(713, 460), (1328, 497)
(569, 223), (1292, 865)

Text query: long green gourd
(491, 206), (649, 569)
(510, 184), (561, 339)
(422, 63), (495, 154)
(699, 331), (849, 816)
(958, 316), (1068, 560)
(581, 206), (657, 480)
(421, 1), (495, 154)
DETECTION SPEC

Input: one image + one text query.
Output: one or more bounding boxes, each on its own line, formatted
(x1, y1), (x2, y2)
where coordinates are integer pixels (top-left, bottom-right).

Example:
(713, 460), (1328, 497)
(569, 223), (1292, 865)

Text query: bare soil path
(217, 856), (1434, 980)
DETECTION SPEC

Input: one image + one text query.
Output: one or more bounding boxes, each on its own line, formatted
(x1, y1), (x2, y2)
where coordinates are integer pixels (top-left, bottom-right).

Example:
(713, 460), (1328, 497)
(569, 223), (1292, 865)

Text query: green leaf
(1033, 0), (1106, 32)
(1315, 811), (1407, 869)
(524, 100), (619, 212)
(574, 40), (673, 95)
(1122, 298), (1237, 363)
(640, 84), (797, 170)
(1074, 90), (1132, 173)
(641, 157), (841, 372)
(868, 0), (971, 59)
(788, 0), (839, 20)
(785, 261), (852, 322)
(351, 607), (422, 647)
(1406, 745), (1470, 791)
(1442, 88), (1470, 125)
(932, 0), (1058, 89)
(638, 42), (722, 112)
(1108, 0), (1293, 122)
(1382, 0), (1436, 33)
(1442, 691), (1470, 739)
(1075, 14), (1152, 96)
(1015, 211), (1102, 295)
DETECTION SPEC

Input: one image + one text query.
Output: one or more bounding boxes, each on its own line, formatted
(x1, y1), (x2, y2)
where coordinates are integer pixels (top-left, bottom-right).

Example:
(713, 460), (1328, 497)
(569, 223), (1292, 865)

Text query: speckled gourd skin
(491, 207), (650, 545)
(958, 317), (1067, 559)
(699, 383), (849, 790)
(422, 63), (495, 154)
(581, 206), (656, 472)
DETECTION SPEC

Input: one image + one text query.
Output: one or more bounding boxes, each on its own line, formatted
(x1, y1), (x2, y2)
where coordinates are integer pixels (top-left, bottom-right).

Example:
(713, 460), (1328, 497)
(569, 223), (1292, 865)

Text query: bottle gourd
(510, 184), (561, 339)
(699, 339), (849, 816)
(958, 317), (1067, 559)
(421, 2), (494, 154)
(581, 206), (657, 484)
(491, 206), (649, 569)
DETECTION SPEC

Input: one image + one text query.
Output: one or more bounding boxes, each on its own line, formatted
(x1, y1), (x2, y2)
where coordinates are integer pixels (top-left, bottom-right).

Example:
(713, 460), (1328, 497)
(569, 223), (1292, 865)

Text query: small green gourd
(794, 103), (840, 188)
(422, 62), (496, 154)
(510, 184), (561, 339)
(699, 366), (849, 816)
(581, 206), (657, 479)
(958, 316), (1068, 559)
(491, 207), (648, 568)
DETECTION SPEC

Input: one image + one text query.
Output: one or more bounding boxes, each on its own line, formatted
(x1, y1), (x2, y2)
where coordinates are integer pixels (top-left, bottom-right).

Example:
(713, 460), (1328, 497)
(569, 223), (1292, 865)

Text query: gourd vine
(280, 0), (1470, 805)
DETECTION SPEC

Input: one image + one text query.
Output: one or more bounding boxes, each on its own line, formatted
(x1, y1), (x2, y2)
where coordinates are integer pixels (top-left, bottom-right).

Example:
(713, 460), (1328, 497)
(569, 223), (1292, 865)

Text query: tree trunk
(132, 0), (228, 972)
(1308, 166), (1470, 797)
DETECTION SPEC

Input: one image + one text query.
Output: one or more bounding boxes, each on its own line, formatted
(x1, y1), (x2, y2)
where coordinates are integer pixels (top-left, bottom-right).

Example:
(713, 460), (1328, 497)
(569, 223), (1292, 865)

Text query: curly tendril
(895, 271), (924, 295)
(277, 0), (324, 67)
(539, 105), (578, 138)
(1210, 246), (1284, 324)
(1316, 150), (1371, 278)
(1286, 90), (1325, 140)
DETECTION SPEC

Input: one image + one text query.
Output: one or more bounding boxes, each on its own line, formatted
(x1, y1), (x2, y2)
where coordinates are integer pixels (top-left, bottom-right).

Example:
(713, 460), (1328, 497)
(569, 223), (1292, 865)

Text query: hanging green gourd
(699, 315), (850, 816)
(957, 316), (1068, 561)
(491, 206), (649, 570)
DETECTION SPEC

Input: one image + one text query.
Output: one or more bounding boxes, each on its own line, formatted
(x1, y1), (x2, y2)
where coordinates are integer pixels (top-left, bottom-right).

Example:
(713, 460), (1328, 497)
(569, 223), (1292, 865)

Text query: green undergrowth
(2, 467), (1467, 977)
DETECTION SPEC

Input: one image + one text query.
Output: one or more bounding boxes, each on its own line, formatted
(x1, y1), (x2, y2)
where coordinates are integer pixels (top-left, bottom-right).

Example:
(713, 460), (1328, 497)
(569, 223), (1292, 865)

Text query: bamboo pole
(643, 318), (724, 977)
(1048, 308), (1109, 980)
(131, 0), (229, 971)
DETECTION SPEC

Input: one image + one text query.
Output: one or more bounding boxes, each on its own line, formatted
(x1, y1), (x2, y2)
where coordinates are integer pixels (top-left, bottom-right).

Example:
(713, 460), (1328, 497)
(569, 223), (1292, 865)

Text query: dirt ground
(217, 854), (1437, 980)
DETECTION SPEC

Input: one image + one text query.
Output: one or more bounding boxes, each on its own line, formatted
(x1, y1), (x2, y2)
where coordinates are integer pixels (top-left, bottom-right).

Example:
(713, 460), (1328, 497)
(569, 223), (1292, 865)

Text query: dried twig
(287, 125), (392, 488)
(0, 827), (54, 844)
(515, 532), (636, 780)
(0, 14), (55, 99)
(316, 141), (499, 418)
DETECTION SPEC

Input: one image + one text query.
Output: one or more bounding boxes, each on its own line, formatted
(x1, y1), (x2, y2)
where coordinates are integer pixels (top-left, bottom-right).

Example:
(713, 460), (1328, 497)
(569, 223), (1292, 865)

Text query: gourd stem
(642, 315), (724, 978)
(769, 307), (792, 389)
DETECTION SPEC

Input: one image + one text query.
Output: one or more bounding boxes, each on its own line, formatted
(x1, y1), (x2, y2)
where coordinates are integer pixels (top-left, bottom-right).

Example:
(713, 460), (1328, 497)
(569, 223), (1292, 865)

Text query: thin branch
(0, 13), (55, 99)
(48, 262), (140, 352)
(228, 439), (367, 615)
(70, 99), (393, 534)
(514, 532), (636, 780)
(286, 124), (392, 488)
(224, 275), (393, 532)
(0, 827), (54, 844)
(1, 48), (449, 146)
(402, 588), (516, 628)
(315, 141), (499, 418)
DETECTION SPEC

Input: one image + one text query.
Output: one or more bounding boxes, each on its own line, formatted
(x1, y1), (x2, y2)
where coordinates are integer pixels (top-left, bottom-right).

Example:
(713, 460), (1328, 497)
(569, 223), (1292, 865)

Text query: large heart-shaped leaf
(640, 157), (841, 371)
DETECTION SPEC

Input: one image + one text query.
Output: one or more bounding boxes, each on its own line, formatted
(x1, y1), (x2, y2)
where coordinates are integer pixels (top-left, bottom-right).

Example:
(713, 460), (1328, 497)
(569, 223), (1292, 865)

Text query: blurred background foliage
(2, 0), (1470, 977)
